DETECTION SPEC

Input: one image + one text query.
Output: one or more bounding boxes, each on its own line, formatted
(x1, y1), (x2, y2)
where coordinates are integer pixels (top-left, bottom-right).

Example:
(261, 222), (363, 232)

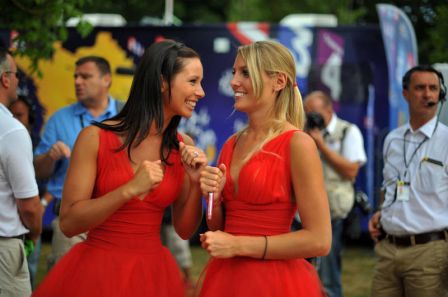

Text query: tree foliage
(226, 0), (367, 24)
(357, 0), (448, 64)
(0, 0), (93, 75)
(429, 4), (448, 63)
(1, 0), (447, 71)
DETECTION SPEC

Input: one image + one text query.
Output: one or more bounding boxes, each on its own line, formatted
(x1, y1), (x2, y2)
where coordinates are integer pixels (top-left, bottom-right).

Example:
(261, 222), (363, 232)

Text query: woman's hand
(126, 160), (164, 200)
(200, 164), (226, 203)
(179, 141), (207, 182)
(200, 230), (238, 258)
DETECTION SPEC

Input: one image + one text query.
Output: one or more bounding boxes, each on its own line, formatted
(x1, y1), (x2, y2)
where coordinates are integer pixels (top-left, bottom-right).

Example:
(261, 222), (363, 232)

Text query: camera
(354, 190), (373, 215)
(305, 112), (325, 130)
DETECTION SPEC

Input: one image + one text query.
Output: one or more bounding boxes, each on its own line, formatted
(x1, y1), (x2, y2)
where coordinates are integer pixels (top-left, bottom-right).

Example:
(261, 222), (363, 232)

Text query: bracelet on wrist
(261, 235), (268, 260)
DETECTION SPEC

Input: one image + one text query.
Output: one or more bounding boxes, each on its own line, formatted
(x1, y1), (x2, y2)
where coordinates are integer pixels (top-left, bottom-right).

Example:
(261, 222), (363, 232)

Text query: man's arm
(34, 141), (71, 179)
(2, 128), (43, 240)
(316, 141), (361, 179)
(34, 116), (71, 179)
(16, 196), (43, 241)
(308, 127), (362, 180)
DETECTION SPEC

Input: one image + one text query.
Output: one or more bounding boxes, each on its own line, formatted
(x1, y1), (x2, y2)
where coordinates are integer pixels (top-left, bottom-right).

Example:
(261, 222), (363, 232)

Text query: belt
(386, 230), (448, 247)
(52, 198), (62, 216)
(0, 234), (25, 241)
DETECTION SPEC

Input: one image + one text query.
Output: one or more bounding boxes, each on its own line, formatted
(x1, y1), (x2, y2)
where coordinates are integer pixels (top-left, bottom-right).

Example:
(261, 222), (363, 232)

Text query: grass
(341, 246), (376, 297)
(35, 240), (376, 297)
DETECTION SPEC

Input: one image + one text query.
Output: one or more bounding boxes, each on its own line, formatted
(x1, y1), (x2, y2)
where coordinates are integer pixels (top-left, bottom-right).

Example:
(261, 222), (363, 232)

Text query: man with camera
(304, 91), (366, 297)
(368, 65), (448, 297)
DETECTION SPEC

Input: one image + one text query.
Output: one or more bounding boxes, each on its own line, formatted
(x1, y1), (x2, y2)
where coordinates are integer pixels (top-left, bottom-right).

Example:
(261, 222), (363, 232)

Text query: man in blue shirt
(34, 56), (122, 268)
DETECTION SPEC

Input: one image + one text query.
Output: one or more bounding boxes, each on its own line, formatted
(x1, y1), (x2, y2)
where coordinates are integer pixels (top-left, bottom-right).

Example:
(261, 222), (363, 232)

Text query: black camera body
(305, 112), (325, 130)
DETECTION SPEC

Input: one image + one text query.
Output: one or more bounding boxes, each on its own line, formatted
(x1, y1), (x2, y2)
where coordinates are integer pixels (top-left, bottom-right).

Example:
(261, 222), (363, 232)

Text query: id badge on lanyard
(396, 180), (410, 201)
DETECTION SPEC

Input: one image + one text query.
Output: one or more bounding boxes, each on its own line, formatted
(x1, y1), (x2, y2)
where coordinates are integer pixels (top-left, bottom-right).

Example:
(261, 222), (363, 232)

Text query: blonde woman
(198, 41), (331, 297)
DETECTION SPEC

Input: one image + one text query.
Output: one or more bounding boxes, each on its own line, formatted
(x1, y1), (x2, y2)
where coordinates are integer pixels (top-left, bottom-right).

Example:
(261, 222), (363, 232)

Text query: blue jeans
(318, 218), (344, 297)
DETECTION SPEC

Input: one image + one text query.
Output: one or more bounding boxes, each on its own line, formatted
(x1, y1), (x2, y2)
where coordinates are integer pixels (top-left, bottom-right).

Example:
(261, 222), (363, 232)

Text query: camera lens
(305, 112), (325, 130)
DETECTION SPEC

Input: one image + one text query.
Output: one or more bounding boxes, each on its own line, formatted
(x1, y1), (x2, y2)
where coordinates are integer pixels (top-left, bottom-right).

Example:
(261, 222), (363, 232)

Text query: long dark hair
(94, 40), (200, 164)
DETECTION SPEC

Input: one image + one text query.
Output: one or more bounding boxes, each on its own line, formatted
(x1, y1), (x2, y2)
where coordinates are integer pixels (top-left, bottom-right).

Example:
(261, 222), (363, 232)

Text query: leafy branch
(0, 0), (92, 76)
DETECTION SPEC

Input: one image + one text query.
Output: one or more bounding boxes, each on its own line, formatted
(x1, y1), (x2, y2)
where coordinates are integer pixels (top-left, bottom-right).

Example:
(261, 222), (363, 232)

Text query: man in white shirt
(304, 91), (367, 297)
(369, 65), (448, 297)
(0, 49), (43, 296)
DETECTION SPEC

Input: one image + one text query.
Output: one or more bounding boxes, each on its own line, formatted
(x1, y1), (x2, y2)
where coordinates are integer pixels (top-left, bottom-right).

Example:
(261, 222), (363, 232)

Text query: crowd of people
(0, 37), (447, 297)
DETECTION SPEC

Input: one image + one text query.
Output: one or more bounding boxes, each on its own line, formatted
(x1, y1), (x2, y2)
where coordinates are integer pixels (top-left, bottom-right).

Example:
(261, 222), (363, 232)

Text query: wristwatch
(41, 199), (48, 207)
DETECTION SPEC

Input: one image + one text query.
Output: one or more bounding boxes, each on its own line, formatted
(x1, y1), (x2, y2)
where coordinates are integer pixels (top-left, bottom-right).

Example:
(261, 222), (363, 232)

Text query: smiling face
(230, 55), (276, 114)
(163, 57), (205, 119)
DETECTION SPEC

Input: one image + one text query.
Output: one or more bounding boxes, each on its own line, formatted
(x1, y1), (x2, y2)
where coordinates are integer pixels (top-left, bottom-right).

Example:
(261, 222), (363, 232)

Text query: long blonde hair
(236, 40), (305, 158)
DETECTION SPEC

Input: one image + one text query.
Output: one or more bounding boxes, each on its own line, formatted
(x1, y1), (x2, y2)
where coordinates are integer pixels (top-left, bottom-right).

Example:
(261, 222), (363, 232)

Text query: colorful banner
(276, 24), (314, 94)
(377, 3), (418, 128)
(5, 24), (388, 230)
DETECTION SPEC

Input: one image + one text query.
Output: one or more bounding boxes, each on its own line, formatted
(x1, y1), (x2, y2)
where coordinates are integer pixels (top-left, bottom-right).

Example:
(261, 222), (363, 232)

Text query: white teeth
(235, 92), (246, 97)
(186, 100), (196, 108)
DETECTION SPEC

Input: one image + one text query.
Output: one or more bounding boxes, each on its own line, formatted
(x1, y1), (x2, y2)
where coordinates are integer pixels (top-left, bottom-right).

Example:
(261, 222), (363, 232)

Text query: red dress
(199, 130), (325, 297)
(33, 129), (185, 297)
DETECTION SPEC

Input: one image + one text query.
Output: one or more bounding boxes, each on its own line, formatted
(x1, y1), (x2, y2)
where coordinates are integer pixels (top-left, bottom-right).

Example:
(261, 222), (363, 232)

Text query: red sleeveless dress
(199, 130), (325, 297)
(33, 129), (185, 297)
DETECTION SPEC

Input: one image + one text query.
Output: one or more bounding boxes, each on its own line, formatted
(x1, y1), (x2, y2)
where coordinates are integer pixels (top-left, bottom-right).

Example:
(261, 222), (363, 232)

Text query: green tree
(3, 0), (446, 70)
(178, 0), (448, 63)
(429, 4), (448, 63)
(0, 0), (92, 75)
(83, 0), (228, 24)
(226, 0), (366, 24)
(359, 0), (448, 63)
(82, 0), (164, 25)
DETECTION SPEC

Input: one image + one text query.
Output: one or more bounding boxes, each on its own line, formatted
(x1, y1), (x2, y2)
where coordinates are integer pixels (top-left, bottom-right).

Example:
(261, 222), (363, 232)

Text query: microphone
(207, 192), (213, 220)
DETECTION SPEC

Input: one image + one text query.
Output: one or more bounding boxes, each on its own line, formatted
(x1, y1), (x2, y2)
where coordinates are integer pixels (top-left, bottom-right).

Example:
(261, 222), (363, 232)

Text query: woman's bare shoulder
(290, 129), (317, 153)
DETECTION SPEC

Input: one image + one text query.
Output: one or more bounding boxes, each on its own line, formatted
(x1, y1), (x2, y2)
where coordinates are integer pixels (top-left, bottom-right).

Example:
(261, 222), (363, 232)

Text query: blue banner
(6, 24), (388, 231)
(377, 4), (418, 129)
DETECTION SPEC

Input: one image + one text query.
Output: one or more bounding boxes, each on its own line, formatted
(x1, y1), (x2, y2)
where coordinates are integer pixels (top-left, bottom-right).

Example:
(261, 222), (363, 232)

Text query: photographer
(304, 91), (367, 297)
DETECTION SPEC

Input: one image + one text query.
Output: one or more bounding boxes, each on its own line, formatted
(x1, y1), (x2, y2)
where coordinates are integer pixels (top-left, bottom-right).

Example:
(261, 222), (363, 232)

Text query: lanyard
(402, 130), (427, 180)
(381, 118), (440, 211)
(79, 114), (86, 128)
(79, 105), (112, 129)
(380, 133), (426, 210)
